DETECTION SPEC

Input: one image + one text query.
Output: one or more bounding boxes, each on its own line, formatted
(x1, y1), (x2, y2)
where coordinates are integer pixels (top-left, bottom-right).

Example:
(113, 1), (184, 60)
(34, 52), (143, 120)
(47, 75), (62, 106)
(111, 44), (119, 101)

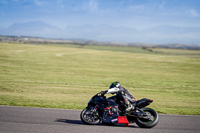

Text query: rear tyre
(80, 108), (100, 125)
(135, 108), (159, 128)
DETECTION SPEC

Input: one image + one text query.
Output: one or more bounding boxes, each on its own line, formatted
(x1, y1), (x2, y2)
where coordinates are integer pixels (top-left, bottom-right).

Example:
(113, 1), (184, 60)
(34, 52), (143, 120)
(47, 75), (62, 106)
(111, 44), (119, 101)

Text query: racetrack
(0, 106), (199, 133)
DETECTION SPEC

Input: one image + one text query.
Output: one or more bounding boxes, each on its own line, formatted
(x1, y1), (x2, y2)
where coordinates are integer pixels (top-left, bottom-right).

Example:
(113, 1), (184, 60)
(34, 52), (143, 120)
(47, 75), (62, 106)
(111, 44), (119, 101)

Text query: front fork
(87, 105), (100, 118)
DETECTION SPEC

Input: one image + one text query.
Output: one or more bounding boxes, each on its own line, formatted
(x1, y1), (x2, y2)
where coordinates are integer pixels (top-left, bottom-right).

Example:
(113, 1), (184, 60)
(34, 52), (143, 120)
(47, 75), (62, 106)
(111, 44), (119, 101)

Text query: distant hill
(0, 21), (200, 45)
(1, 21), (65, 38)
(0, 35), (200, 50)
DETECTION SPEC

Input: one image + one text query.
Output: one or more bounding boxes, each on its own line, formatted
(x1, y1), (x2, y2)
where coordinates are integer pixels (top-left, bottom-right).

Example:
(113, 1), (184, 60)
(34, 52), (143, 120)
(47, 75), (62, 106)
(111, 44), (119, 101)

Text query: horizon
(0, 0), (200, 44)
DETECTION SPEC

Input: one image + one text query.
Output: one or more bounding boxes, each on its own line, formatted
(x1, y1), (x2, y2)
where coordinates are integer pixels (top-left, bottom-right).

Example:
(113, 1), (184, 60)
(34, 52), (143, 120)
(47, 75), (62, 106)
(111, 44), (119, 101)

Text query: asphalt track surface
(0, 106), (199, 133)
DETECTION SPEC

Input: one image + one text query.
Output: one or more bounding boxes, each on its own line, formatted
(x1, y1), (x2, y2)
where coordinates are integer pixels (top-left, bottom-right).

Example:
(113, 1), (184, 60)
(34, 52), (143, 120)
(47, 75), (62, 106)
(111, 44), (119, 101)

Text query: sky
(0, 0), (200, 44)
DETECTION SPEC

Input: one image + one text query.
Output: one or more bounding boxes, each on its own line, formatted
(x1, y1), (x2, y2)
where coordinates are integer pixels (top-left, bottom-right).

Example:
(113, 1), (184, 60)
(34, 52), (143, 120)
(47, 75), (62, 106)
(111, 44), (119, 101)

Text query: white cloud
(34, 0), (45, 6)
(189, 9), (199, 17)
(88, 0), (98, 12)
(127, 5), (145, 12)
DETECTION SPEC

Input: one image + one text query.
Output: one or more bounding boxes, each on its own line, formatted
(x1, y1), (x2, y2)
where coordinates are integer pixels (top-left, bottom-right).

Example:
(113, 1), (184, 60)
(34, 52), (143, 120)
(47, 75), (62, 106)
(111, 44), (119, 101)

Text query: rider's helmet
(109, 81), (121, 89)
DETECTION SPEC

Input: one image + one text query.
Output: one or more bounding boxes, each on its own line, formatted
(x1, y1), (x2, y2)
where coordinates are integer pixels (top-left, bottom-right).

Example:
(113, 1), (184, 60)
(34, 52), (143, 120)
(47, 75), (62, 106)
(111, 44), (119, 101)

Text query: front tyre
(135, 108), (159, 128)
(80, 108), (100, 125)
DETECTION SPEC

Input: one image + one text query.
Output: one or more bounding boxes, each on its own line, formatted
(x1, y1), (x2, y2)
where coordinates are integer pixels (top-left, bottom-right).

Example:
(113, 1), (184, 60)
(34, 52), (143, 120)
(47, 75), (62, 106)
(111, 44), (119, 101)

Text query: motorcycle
(80, 91), (159, 128)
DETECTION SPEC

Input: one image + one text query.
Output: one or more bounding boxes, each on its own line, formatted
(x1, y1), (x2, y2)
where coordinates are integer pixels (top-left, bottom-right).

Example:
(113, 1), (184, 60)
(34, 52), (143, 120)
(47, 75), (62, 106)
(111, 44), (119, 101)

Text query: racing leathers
(104, 87), (136, 113)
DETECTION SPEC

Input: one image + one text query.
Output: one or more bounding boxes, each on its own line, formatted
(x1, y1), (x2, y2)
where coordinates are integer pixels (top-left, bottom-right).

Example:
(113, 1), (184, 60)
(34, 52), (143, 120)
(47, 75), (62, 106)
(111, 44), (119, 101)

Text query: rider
(102, 81), (136, 113)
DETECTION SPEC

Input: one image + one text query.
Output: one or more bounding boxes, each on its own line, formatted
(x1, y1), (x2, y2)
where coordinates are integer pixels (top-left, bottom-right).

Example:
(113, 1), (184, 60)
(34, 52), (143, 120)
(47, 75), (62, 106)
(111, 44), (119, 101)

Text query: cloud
(34, 0), (45, 6)
(88, 0), (98, 12)
(127, 5), (145, 12)
(189, 9), (199, 17)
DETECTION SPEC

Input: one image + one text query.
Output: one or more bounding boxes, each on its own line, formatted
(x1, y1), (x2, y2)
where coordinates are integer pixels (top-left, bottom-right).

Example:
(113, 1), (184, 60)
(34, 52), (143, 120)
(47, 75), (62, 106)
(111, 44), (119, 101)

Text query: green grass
(0, 42), (200, 115)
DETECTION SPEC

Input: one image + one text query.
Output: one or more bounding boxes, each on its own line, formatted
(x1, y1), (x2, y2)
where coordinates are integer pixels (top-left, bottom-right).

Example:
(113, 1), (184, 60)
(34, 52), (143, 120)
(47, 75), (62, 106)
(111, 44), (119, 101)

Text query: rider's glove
(101, 90), (107, 95)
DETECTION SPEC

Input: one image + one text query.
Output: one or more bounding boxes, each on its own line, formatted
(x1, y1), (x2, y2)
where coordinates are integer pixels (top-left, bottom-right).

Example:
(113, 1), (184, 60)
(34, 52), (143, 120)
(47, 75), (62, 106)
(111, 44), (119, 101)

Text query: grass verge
(0, 43), (200, 115)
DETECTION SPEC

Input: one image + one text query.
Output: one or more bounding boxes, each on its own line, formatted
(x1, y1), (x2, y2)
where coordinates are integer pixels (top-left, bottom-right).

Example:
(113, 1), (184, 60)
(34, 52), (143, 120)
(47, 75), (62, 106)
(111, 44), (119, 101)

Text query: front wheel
(80, 108), (100, 125)
(135, 108), (159, 128)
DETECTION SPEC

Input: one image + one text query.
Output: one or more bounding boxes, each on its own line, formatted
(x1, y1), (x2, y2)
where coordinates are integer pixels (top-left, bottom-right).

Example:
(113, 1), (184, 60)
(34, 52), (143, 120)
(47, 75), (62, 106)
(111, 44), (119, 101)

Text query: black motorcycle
(80, 91), (159, 128)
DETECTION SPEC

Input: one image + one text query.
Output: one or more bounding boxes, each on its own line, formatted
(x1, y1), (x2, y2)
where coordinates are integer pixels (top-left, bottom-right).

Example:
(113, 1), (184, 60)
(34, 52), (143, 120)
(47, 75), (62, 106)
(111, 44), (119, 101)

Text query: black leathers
(117, 87), (136, 106)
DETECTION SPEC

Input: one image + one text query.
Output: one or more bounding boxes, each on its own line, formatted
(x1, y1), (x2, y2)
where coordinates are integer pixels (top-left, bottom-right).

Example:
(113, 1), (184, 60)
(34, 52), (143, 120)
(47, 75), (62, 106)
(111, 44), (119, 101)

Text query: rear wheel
(80, 108), (100, 125)
(135, 108), (159, 128)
